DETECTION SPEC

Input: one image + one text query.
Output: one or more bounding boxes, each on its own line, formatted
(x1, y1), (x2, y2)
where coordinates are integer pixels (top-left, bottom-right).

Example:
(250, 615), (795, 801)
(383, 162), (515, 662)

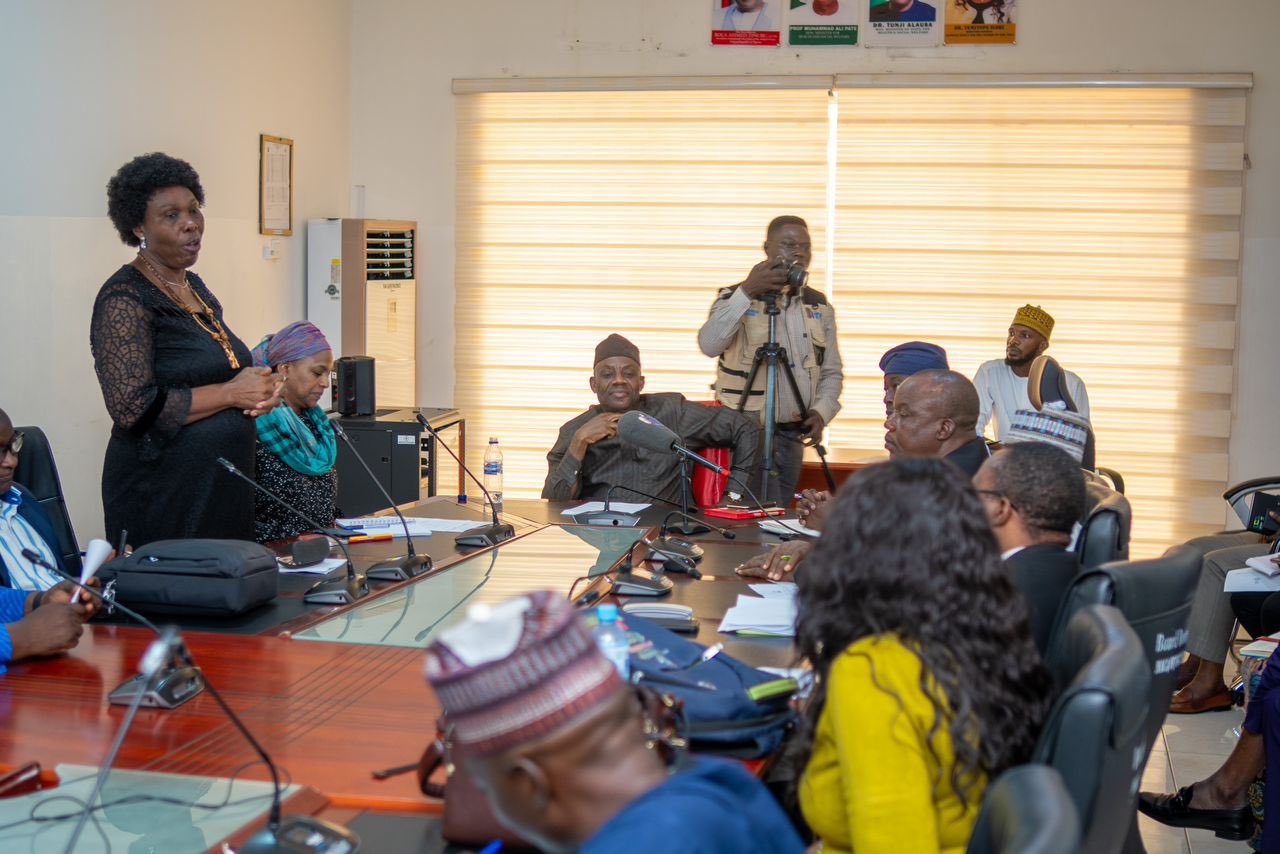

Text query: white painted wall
(0, 0), (352, 539)
(350, 0), (1280, 515)
(3, 0), (1275, 544)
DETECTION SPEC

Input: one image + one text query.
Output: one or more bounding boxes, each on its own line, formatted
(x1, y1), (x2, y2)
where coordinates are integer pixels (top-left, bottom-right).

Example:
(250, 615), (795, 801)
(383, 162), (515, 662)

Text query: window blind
(454, 79), (1248, 557)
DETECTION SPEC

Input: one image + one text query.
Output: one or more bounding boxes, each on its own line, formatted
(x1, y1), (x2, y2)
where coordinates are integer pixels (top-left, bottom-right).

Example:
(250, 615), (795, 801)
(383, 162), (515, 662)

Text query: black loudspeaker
(335, 356), (376, 416)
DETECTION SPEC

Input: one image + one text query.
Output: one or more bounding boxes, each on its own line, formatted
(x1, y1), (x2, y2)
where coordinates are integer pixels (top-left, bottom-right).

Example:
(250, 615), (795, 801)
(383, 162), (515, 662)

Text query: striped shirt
(0, 489), (61, 591)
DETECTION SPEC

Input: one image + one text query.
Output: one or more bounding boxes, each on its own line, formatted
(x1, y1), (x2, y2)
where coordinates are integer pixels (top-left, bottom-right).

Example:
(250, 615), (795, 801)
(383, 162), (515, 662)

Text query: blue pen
(479, 842), (503, 854)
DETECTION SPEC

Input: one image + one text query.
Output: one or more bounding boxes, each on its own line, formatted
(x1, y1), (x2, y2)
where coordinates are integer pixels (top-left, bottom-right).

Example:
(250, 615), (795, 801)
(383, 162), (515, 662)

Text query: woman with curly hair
(91, 153), (279, 546)
(794, 457), (1052, 854)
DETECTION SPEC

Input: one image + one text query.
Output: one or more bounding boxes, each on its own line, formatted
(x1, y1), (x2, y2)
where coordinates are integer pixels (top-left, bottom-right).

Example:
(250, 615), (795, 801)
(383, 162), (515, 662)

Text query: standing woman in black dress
(91, 153), (279, 547)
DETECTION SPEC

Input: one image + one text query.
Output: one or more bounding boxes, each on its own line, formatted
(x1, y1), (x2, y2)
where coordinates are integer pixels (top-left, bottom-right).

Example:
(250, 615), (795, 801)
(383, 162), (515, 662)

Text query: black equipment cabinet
(333, 407), (465, 518)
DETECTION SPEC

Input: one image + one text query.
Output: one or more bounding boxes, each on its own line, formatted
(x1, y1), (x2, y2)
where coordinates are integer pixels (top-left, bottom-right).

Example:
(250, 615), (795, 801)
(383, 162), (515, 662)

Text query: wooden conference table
(0, 496), (804, 847)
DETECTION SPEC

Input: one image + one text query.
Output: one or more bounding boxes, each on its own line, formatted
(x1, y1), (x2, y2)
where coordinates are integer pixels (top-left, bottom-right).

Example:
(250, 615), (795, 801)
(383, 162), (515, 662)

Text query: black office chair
(1043, 545), (1201, 854)
(1223, 476), (1280, 534)
(1074, 481), (1130, 569)
(1034, 604), (1150, 854)
(11, 425), (81, 573)
(1093, 466), (1125, 495)
(966, 765), (1080, 854)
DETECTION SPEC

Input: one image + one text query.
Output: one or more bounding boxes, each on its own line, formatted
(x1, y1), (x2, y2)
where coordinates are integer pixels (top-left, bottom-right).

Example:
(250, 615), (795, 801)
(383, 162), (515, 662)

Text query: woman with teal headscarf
(250, 322), (338, 542)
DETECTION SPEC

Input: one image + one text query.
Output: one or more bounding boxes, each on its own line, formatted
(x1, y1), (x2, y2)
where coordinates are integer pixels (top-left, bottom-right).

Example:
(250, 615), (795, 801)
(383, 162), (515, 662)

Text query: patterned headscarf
(252, 321), (331, 368)
(252, 320), (336, 476)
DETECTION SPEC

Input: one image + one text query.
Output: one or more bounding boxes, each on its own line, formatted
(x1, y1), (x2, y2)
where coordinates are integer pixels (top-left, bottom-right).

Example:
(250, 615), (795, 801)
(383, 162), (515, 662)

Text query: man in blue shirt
(423, 591), (804, 853)
(0, 409), (65, 591)
(0, 583), (94, 674)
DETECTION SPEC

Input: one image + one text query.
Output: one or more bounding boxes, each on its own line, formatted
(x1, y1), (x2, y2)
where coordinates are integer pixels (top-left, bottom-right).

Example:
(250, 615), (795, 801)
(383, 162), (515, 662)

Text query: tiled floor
(1140, 705), (1253, 853)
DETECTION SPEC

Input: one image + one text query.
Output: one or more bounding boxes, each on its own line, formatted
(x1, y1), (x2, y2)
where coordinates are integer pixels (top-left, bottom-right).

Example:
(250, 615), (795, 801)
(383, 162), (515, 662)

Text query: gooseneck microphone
(615, 411), (714, 538)
(22, 549), (205, 710)
(215, 457), (368, 606)
(413, 412), (515, 548)
(64, 627), (180, 853)
(616, 411), (727, 475)
(198, 644), (360, 853)
(330, 419), (432, 581)
(65, 619), (360, 854)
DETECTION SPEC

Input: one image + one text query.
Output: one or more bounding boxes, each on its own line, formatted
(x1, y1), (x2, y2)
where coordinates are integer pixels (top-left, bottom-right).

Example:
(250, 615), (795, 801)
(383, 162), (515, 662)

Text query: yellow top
(798, 635), (985, 854)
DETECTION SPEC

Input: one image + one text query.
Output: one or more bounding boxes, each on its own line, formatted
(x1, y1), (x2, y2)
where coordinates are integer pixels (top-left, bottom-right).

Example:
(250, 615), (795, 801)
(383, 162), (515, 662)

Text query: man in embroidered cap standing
(973, 305), (1090, 442)
(423, 590), (804, 854)
(543, 334), (759, 504)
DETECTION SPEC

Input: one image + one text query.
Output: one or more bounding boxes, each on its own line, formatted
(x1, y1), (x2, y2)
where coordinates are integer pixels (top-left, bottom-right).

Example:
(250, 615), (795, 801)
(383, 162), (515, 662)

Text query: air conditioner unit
(307, 218), (417, 410)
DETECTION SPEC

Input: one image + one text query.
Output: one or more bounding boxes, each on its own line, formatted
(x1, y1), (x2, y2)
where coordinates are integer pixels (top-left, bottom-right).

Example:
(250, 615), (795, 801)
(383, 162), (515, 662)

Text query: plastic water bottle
(483, 437), (503, 508)
(593, 604), (630, 679)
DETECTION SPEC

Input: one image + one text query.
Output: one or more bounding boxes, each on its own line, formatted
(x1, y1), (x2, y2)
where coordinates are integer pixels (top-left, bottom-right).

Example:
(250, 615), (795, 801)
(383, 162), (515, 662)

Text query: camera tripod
(735, 292), (811, 501)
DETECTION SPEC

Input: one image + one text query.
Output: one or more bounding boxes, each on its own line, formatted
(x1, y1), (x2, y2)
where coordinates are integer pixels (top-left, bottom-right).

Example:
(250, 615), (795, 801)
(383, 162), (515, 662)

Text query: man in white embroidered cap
(422, 590), (803, 853)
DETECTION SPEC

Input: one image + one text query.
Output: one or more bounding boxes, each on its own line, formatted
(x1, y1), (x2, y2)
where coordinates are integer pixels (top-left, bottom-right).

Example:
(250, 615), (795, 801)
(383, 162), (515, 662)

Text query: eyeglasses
(777, 241), (811, 252)
(0, 431), (23, 458)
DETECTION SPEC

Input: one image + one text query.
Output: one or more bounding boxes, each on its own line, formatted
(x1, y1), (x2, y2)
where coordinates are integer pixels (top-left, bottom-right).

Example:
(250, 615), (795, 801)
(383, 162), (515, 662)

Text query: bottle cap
(597, 603), (619, 623)
(457, 493), (468, 504)
(488, 437), (498, 443)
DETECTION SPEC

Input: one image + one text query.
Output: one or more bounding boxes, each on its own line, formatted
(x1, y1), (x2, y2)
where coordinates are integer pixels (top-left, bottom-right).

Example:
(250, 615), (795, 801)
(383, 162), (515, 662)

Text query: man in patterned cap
(972, 305), (1090, 442)
(543, 335), (760, 504)
(422, 591), (804, 853)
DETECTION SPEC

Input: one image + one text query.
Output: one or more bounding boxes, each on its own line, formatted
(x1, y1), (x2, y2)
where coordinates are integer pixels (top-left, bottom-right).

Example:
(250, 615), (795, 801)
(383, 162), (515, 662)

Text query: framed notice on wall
(259, 134), (293, 236)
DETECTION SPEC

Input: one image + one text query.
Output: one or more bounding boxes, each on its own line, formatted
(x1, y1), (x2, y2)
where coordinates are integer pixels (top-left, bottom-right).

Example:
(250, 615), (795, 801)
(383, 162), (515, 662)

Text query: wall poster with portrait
(944, 0), (1016, 44)
(712, 0), (783, 46)
(864, 0), (942, 46)
(789, 1), (859, 46)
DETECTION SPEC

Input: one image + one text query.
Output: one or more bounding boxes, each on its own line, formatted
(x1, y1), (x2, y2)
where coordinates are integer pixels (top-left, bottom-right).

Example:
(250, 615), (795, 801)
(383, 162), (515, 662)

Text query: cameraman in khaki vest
(697, 216), (843, 507)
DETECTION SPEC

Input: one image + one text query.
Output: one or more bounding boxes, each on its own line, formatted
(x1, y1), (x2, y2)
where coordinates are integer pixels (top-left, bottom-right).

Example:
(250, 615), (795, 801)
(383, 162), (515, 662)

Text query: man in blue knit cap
(737, 341), (951, 581)
(878, 341), (949, 417)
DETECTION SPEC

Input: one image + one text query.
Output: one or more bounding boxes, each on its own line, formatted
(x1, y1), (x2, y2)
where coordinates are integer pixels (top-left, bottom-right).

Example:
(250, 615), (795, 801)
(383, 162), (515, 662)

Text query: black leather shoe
(1138, 785), (1254, 840)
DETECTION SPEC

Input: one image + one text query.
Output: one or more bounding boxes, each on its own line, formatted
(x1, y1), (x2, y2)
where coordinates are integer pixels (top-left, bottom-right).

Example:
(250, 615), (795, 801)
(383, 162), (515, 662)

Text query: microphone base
(582, 511), (641, 527)
(304, 572), (369, 606)
(238, 815), (360, 853)
(365, 554), (433, 582)
(653, 535), (705, 561)
(455, 523), (516, 549)
(664, 520), (710, 537)
(109, 664), (205, 710)
(611, 570), (674, 597)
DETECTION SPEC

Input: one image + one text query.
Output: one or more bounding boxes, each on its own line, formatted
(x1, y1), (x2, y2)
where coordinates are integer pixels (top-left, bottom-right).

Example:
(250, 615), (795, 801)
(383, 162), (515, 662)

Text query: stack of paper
(748, 582), (798, 600)
(1240, 637), (1280, 659)
(1224, 568), (1280, 593)
(718, 593), (797, 637)
(1246, 554), (1280, 577)
(337, 516), (487, 537)
(759, 519), (819, 539)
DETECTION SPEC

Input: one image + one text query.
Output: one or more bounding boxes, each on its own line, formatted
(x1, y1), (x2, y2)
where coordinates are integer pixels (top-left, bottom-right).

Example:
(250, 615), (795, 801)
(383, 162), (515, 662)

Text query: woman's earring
(140, 235), (147, 250)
